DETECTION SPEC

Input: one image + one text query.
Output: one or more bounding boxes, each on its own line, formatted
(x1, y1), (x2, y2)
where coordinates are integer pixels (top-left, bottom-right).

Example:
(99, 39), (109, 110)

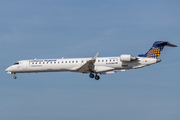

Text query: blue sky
(1, 0), (180, 120)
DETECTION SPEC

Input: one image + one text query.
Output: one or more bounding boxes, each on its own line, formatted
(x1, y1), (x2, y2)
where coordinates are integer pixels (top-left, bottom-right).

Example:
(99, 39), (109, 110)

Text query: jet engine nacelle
(120, 54), (137, 62)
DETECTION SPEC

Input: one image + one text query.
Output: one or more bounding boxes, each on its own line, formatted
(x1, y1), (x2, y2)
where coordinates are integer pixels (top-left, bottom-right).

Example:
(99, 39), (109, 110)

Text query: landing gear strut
(13, 73), (17, 79)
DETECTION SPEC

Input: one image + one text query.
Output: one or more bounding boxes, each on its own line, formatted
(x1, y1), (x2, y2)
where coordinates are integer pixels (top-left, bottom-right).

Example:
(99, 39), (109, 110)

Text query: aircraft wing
(75, 52), (99, 73)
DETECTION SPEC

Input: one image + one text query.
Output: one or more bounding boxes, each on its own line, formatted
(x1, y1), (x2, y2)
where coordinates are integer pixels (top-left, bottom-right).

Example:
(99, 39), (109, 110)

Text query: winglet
(92, 52), (99, 60)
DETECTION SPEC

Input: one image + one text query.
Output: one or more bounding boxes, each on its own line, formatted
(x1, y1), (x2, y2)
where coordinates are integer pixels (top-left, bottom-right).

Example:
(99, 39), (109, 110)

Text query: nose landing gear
(89, 73), (100, 80)
(13, 73), (17, 79)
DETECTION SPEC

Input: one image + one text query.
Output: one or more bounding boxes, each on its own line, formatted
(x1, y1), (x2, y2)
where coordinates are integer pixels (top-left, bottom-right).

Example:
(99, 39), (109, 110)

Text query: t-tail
(138, 41), (177, 58)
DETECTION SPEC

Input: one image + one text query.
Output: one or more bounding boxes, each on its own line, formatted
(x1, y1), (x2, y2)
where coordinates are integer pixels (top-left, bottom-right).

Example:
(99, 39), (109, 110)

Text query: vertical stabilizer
(138, 41), (177, 58)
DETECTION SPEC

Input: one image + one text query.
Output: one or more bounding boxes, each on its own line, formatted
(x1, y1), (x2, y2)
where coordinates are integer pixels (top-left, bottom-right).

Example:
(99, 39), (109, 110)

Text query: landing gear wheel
(95, 75), (100, 80)
(89, 73), (94, 78)
(13, 76), (17, 79)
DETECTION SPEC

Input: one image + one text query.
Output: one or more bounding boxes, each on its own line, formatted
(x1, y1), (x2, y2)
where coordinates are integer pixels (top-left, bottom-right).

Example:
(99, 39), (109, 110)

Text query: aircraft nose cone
(5, 67), (13, 74)
(5, 68), (9, 72)
(5, 67), (11, 72)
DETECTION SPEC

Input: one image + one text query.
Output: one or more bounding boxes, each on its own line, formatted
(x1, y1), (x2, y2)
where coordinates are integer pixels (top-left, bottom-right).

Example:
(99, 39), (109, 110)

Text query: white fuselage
(5, 41), (176, 80)
(5, 56), (159, 74)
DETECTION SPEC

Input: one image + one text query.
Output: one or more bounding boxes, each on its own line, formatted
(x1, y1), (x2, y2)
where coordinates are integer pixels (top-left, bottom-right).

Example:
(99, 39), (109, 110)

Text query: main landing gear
(89, 73), (100, 80)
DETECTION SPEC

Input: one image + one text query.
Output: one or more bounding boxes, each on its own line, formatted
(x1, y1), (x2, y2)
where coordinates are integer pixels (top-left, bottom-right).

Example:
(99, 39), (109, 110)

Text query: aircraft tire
(89, 73), (94, 78)
(95, 75), (100, 80)
(13, 76), (17, 79)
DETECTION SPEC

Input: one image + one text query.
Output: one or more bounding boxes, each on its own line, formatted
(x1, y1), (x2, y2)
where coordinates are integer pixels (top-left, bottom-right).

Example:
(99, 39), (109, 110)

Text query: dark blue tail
(138, 41), (177, 58)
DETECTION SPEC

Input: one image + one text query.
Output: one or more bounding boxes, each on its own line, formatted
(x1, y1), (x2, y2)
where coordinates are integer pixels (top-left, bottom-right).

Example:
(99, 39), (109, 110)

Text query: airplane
(5, 41), (177, 80)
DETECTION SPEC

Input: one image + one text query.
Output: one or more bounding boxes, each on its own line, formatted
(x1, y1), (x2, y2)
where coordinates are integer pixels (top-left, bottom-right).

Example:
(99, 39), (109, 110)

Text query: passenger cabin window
(76, 61), (78, 63)
(102, 60), (104, 62)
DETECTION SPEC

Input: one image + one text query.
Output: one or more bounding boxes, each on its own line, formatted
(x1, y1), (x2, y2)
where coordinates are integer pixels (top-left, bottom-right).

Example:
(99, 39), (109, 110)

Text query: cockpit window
(14, 62), (19, 65)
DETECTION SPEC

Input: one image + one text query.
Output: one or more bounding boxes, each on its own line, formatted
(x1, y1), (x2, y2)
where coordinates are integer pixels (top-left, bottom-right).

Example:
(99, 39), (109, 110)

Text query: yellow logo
(147, 47), (163, 58)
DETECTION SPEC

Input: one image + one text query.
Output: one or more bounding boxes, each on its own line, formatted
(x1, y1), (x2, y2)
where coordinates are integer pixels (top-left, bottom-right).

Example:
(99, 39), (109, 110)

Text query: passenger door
(22, 61), (27, 70)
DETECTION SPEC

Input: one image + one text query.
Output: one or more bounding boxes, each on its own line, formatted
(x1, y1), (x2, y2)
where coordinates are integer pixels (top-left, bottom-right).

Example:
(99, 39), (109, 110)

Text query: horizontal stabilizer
(155, 42), (177, 47)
